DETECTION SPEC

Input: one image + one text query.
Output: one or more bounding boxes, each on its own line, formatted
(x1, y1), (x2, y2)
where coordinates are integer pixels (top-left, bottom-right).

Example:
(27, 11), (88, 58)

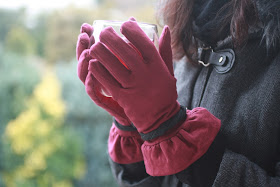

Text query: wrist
(114, 117), (132, 127)
(141, 107), (221, 176)
(108, 119), (144, 164)
(139, 106), (186, 142)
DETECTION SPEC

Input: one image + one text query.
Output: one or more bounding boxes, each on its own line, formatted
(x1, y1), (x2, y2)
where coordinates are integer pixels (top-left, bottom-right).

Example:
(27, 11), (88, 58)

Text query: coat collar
(254, 0), (280, 48)
(192, 0), (280, 48)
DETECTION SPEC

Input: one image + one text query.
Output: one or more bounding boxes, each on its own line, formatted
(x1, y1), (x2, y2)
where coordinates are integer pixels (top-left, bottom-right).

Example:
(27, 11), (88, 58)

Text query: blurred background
(0, 0), (157, 186)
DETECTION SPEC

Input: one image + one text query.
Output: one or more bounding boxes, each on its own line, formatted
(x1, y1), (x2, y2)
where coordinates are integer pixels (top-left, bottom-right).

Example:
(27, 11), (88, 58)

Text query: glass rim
(93, 20), (158, 29)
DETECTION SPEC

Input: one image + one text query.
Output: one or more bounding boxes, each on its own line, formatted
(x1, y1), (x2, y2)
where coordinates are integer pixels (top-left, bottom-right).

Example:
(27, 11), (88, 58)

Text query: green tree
(0, 8), (26, 43)
(4, 26), (36, 56)
(0, 52), (40, 129)
(44, 7), (96, 63)
(0, 50), (41, 185)
(55, 61), (117, 187)
(31, 13), (48, 57)
(2, 72), (85, 187)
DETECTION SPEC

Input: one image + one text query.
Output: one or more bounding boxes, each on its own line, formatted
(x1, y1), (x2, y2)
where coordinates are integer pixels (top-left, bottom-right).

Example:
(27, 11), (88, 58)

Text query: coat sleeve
(175, 129), (280, 187)
(108, 107), (221, 186)
(213, 149), (280, 186)
(108, 158), (164, 187)
(109, 158), (188, 187)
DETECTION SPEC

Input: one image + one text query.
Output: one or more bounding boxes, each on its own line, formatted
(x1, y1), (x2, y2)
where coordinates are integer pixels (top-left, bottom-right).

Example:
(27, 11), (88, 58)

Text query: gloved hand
(89, 20), (180, 135)
(89, 20), (221, 176)
(77, 23), (132, 126)
(76, 22), (143, 164)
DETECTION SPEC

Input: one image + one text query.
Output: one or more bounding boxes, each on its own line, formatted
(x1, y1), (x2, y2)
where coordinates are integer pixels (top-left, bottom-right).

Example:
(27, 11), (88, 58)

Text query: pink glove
(76, 23), (143, 164)
(77, 23), (131, 126)
(89, 20), (221, 176)
(89, 22), (180, 133)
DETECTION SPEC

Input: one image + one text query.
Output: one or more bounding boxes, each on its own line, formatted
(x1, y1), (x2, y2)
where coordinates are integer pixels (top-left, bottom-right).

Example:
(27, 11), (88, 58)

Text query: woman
(76, 0), (280, 186)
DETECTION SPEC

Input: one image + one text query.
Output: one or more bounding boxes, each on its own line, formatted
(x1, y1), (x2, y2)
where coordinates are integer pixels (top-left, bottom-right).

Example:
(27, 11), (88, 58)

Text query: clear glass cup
(93, 20), (159, 49)
(92, 20), (159, 97)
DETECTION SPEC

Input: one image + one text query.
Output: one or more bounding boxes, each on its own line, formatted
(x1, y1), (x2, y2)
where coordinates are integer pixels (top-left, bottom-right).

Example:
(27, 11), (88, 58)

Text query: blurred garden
(0, 0), (156, 186)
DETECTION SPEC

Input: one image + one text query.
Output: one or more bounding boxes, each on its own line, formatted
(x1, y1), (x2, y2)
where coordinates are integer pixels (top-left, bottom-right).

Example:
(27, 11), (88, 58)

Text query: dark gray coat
(109, 0), (280, 186)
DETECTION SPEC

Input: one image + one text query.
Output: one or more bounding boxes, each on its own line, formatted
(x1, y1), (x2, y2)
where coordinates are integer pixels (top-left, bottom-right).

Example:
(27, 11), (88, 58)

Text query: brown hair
(157, 0), (258, 62)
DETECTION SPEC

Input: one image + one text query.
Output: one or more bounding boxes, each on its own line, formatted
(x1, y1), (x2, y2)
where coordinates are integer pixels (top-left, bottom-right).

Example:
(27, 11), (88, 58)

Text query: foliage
(43, 3), (157, 64)
(44, 7), (95, 64)
(0, 2), (156, 186)
(0, 52), (40, 129)
(0, 8), (26, 43)
(30, 13), (48, 57)
(2, 72), (85, 187)
(5, 26), (36, 56)
(55, 61), (117, 187)
(0, 50), (41, 186)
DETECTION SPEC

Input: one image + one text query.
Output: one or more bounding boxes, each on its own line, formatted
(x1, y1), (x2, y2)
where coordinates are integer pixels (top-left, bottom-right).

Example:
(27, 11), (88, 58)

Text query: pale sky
(0, 0), (94, 14)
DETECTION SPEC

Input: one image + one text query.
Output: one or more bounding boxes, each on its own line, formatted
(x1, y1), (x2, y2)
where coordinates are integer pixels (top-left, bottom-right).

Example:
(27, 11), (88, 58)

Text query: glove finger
(129, 17), (137, 21)
(76, 33), (90, 60)
(159, 26), (174, 76)
(88, 59), (122, 98)
(77, 49), (91, 84)
(80, 23), (94, 37)
(120, 20), (157, 61)
(85, 72), (130, 126)
(89, 35), (95, 47)
(81, 23), (95, 47)
(99, 27), (142, 71)
(76, 23), (95, 60)
(90, 42), (132, 87)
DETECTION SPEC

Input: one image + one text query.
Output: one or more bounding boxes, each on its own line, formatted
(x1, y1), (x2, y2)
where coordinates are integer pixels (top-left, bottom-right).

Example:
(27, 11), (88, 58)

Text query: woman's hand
(89, 20), (180, 134)
(76, 22), (144, 164)
(76, 23), (131, 126)
(87, 20), (221, 176)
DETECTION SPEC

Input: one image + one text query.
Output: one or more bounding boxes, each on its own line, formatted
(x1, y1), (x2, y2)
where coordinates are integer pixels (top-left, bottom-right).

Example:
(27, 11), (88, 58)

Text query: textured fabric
(213, 149), (280, 186)
(139, 106), (186, 141)
(110, 34), (280, 187)
(108, 122), (144, 164)
(192, 0), (230, 46)
(76, 23), (143, 164)
(114, 118), (137, 132)
(108, 0), (280, 186)
(253, 0), (280, 47)
(89, 23), (180, 133)
(142, 107), (220, 176)
(108, 158), (163, 187)
(193, 0), (280, 49)
(76, 23), (132, 126)
(89, 21), (221, 176)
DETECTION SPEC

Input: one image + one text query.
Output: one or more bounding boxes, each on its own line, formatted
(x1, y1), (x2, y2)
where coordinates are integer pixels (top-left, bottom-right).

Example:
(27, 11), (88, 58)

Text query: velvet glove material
(89, 21), (180, 134)
(77, 23), (131, 126)
(89, 20), (221, 176)
(76, 23), (143, 164)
